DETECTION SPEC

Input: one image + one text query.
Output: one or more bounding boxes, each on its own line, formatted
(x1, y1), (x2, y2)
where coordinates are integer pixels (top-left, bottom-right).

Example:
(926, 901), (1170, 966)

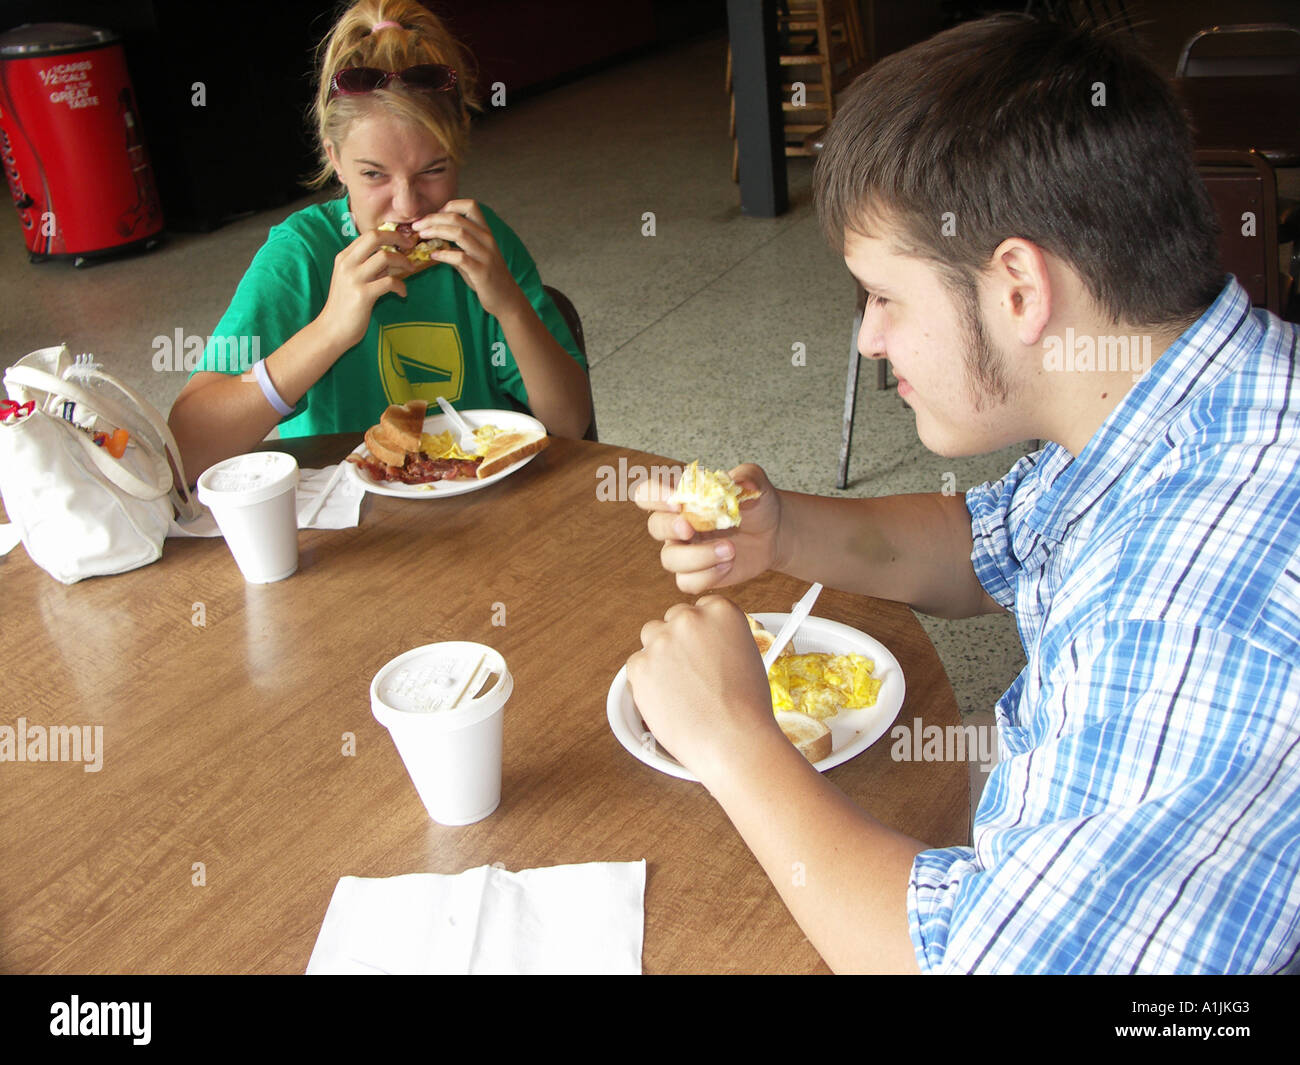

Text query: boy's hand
(633, 463), (783, 594)
(627, 596), (785, 784)
(413, 199), (523, 320)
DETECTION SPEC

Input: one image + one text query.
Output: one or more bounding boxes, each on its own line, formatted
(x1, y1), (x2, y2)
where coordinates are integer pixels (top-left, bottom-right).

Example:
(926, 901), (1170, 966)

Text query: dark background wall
(0, 1), (1016, 233)
(0, 1), (725, 231)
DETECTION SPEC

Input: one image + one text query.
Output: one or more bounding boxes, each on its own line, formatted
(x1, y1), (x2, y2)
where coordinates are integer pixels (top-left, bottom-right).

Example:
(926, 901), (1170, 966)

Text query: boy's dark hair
(814, 14), (1223, 328)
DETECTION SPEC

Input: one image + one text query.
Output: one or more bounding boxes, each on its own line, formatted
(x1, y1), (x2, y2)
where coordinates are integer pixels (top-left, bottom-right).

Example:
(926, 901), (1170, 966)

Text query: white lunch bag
(0, 344), (200, 584)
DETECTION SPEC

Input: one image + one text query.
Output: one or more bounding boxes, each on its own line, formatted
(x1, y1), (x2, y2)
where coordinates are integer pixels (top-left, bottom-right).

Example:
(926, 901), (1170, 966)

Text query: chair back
(543, 285), (598, 442)
(1196, 149), (1282, 314)
(1177, 23), (1300, 78)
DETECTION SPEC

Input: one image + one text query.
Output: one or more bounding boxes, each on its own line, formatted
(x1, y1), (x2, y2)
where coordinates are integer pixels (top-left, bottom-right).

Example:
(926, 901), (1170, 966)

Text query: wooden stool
(727, 0), (871, 182)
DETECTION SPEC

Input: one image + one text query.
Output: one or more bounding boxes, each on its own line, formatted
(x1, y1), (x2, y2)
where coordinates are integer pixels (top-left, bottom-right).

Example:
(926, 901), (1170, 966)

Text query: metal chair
(1176, 23), (1300, 78)
(1177, 24), (1300, 319)
(837, 283), (889, 490)
(543, 285), (598, 442)
(1196, 149), (1289, 318)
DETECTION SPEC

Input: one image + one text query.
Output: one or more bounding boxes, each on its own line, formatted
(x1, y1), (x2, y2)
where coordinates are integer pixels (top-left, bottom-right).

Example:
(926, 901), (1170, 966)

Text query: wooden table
(1176, 75), (1300, 168)
(0, 436), (967, 974)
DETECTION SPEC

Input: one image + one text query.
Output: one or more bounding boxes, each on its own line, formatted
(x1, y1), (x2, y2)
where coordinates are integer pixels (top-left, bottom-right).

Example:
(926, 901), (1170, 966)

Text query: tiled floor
(3, 8), (1296, 833)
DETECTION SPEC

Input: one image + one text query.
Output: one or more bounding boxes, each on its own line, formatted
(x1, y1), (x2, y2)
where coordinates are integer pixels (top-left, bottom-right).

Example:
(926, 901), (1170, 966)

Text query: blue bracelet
(252, 360), (294, 417)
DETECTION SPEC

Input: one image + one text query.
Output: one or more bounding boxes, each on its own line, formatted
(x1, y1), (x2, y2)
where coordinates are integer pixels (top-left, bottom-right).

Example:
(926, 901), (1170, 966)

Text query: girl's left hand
(412, 199), (526, 320)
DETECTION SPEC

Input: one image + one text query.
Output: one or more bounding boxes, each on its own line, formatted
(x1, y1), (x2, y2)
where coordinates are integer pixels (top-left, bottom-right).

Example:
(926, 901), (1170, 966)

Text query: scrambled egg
(420, 425), (503, 460)
(471, 425), (501, 449)
(672, 461), (746, 528)
(406, 240), (437, 264)
(768, 653), (881, 721)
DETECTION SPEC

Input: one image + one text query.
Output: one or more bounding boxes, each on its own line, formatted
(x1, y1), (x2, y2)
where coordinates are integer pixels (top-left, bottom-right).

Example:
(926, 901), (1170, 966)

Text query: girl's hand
(413, 199), (525, 320)
(317, 229), (412, 352)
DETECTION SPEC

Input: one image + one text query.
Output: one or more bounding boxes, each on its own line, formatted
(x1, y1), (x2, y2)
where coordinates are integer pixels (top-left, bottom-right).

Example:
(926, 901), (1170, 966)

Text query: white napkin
(306, 861), (646, 975)
(168, 464), (364, 537)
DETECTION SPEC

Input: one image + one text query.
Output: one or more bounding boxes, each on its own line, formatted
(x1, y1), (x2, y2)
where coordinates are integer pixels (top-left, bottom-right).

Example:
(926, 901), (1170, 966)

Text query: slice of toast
(364, 424), (407, 466)
(775, 711), (832, 763)
(476, 430), (549, 479)
(364, 400), (427, 466)
(381, 400), (426, 451)
(747, 614), (792, 659)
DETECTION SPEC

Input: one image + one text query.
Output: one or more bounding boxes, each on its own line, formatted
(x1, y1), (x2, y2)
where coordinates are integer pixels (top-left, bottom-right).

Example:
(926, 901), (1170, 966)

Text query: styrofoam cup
(371, 642), (513, 826)
(196, 452), (299, 583)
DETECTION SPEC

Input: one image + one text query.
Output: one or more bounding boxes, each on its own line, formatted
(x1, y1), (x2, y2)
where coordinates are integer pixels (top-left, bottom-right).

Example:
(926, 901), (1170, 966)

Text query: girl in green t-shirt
(169, 0), (591, 478)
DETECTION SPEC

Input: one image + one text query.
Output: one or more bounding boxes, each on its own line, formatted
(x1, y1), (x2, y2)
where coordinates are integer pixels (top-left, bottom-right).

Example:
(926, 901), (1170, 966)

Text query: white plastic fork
(435, 396), (477, 452)
(761, 582), (824, 672)
(69, 352), (98, 378)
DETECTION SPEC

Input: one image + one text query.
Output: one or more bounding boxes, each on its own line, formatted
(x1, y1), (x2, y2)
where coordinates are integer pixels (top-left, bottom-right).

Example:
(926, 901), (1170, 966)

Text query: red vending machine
(0, 22), (163, 265)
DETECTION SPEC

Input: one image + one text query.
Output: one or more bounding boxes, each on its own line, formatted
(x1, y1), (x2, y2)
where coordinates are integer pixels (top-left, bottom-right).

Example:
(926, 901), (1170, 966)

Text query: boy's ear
(986, 238), (1053, 347)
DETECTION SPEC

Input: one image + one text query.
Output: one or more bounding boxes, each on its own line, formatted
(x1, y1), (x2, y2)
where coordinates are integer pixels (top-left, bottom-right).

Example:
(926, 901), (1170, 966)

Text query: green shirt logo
(378, 322), (465, 404)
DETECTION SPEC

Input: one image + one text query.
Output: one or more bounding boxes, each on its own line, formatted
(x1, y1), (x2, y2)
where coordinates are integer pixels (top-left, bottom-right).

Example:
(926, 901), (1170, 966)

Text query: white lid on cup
(197, 452), (298, 508)
(371, 642), (513, 732)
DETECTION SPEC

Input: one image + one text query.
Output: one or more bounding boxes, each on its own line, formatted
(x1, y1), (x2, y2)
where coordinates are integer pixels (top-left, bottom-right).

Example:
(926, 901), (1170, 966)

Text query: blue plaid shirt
(909, 278), (1300, 973)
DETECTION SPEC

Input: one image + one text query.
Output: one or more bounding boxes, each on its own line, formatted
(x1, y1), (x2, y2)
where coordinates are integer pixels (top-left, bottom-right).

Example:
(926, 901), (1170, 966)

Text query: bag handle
(74, 366), (201, 519)
(1, 378), (171, 501)
(5, 363), (200, 519)
(65, 414), (172, 499)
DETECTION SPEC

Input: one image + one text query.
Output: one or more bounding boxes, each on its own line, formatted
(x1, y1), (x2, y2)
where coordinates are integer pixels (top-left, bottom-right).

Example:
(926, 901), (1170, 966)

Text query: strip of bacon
(348, 453), (482, 484)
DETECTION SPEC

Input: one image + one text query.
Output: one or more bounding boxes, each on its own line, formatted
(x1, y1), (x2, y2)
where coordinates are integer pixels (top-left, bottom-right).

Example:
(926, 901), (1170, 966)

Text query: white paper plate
(606, 612), (906, 782)
(343, 409), (547, 498)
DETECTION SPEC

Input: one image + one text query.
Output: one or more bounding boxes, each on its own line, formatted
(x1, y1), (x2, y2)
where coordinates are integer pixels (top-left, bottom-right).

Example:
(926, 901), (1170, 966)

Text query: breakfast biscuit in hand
(669, 461), (761, 531)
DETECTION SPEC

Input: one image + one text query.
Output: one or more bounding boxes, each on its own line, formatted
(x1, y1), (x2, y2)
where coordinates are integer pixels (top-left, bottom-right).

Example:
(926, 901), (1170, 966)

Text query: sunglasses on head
(329, 64), (458, 99)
